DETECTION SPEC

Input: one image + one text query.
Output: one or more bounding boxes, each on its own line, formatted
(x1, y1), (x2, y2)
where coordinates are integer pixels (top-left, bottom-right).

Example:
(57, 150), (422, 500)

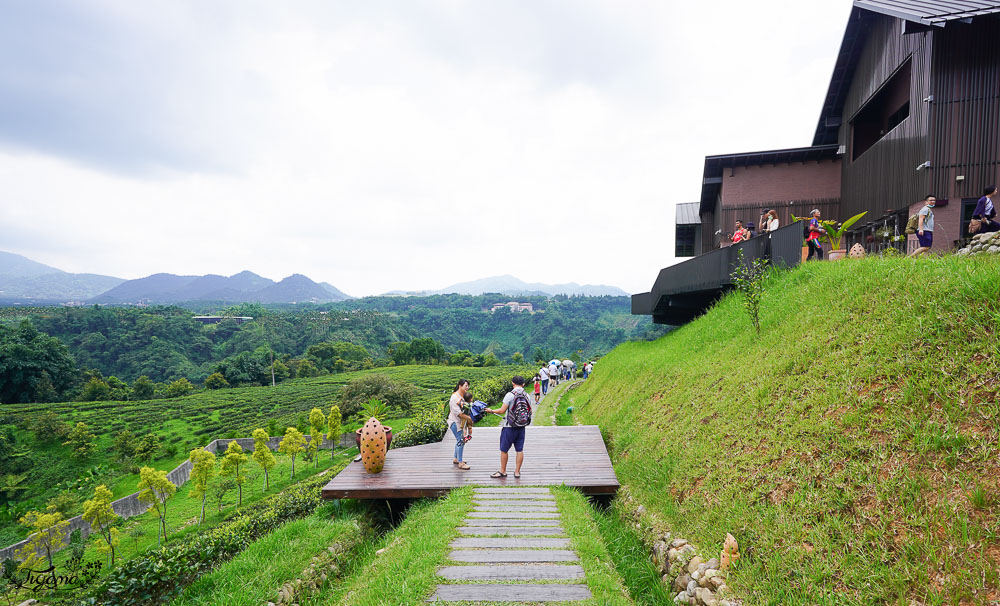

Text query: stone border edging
(0, 432), (353, 562)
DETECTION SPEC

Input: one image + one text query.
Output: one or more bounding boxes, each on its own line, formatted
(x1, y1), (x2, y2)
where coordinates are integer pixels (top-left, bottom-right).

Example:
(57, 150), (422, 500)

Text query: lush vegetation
(0, 295), (660, 403)
(567, 255), (1000, 604)
(0, 365), (526, 546)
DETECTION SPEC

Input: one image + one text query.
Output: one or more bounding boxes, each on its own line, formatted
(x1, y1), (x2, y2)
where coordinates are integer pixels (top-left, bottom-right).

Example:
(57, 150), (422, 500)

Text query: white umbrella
(562, 360), (573, 367)
(549, 359), (561, 366)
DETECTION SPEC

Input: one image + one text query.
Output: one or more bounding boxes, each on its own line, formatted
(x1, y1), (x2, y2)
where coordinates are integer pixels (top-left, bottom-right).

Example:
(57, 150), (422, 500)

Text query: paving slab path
(429, 486), (593, 603)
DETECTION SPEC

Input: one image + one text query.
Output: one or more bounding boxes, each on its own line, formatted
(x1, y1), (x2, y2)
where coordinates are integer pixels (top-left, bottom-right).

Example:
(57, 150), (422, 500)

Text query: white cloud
(0, 1), (849, 296)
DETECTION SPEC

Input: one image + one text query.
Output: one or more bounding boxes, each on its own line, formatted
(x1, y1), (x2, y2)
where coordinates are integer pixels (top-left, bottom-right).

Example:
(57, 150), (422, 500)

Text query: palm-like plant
(820, 212), (868, 250)
(361, 398), (389, 422)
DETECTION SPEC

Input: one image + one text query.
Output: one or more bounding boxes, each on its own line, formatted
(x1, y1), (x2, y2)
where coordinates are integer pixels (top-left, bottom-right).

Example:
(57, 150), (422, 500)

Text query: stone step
(468, 511), (560, 519)
(438, 564), (585, 581)
(450, 537), (572, 549)
(473, 487), (552, 494)
(462, 519), (561, 527)
(429, 583), (592, 602)
(473, 498), (556, 505)
(449, 549), (579, 563)
(472, 494), (556, 505)
(457, 526), (566, 536)
(473, 505), (559, 513)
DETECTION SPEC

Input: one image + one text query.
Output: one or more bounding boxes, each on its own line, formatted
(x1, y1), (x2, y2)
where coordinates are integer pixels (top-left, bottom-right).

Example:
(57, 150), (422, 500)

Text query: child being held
(460, 391), (474, 442)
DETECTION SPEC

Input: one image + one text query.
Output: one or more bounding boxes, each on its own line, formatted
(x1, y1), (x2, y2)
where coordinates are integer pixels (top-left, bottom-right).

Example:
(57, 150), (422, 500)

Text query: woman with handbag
(971, 185), (999, 234)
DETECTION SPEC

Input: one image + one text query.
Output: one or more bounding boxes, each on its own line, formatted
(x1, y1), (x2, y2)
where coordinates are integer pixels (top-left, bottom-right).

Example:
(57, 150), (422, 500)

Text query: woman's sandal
(457, 462), (470, 470)
(513, 472), (521, 479)
(490, 471), (507, 478)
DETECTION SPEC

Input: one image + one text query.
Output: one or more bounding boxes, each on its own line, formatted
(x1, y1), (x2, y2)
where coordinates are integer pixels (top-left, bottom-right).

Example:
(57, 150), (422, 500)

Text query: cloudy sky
(0, 1), (849, 296)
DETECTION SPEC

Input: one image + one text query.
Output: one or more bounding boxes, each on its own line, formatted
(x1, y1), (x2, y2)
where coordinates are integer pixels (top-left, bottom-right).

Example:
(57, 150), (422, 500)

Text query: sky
(0, 0), (850, 297)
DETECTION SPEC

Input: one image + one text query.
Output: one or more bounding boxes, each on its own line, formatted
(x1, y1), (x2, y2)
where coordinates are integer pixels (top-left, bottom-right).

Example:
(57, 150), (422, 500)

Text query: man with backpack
(487, 375), (532, 479)
(907, 194), (936, 257)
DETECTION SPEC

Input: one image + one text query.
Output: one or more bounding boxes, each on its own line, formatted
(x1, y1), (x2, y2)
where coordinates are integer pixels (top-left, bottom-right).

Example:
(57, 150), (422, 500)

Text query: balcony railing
(632, 222), (803, 325)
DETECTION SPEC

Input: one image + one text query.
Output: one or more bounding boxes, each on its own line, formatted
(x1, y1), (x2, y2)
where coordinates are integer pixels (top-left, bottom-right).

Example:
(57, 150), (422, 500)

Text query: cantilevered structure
(636, 1), (1000, 324)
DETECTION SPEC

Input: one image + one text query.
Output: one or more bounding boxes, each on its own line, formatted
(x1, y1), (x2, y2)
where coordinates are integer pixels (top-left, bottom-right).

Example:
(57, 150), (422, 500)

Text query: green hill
(566, 255), (1000, 604)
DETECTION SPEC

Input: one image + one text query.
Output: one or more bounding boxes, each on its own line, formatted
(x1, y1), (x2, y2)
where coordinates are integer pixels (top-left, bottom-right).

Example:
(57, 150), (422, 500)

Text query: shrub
(339, 374), (416, 418)
(204, 372), (229, 390)
(165, 378), (195, 398)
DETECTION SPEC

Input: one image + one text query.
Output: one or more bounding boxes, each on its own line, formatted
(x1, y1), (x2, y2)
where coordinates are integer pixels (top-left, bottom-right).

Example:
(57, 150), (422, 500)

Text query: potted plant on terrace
(354, 398), (393, 449)
(821, 212), (867, 261)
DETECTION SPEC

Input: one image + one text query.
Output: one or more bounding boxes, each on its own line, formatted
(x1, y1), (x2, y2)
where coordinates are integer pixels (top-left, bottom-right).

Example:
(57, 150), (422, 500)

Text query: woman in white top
(766, 209), (780, 232)
(447, 379), (473, 470)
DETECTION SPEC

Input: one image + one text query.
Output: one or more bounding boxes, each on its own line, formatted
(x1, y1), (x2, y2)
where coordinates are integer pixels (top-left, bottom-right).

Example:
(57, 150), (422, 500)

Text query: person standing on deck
(806, 209), (826, 261)
(447, 379), (472, 470)
(487, 375), (532, 479)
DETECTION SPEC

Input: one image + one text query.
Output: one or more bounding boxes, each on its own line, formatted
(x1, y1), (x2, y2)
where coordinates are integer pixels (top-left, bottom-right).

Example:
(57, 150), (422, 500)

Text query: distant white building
(490, 302), (533, 313)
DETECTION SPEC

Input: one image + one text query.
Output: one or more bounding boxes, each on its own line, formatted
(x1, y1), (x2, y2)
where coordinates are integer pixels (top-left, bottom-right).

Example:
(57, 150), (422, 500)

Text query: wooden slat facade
(321, 426), (619, 500)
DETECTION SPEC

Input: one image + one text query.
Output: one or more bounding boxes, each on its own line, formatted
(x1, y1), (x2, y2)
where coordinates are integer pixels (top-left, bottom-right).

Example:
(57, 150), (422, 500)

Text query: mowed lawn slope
(569, 255), (1000, 605)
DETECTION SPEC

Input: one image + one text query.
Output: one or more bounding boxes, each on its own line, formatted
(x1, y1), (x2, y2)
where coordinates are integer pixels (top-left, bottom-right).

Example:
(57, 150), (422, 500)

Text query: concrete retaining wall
(0, 432), (354, 562)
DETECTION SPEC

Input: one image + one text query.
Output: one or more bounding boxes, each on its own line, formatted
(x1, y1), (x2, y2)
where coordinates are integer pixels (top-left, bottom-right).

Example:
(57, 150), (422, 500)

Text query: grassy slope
(170, 510), (361, 606)
(568, 255), (1000, 605)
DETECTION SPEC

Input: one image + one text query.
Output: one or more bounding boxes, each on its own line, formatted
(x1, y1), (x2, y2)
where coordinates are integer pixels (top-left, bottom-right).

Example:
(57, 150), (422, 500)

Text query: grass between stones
(315, 487), (474, 605)
(551, 486), (634, 605)
(170, 508), (365, 606)
(567, 255), (1000, 604)
(590, 507), (673, 606)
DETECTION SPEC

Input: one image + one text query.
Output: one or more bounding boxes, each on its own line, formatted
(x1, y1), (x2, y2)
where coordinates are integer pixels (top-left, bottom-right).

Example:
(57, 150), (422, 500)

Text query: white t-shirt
(500, 387), (531, 428)
(538, 367), (549, 380)
(446, 392), (464, 428)
(768, 218), (780, 231)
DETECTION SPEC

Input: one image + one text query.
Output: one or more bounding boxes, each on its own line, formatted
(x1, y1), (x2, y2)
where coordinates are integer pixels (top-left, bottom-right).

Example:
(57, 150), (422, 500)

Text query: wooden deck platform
(321, 425), (618, 499)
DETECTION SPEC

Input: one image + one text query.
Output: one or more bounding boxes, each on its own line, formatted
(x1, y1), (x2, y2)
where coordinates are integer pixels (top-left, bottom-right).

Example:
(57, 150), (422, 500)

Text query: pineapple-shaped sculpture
(359, 417), (387, 473)
(849, 243), (866, 259)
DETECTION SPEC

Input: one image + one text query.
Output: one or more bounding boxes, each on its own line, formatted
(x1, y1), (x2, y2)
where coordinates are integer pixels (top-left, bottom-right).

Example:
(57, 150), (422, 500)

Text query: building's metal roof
(675, 202), (701, 225)
(813, 2), (1000, 145)
(699, 145), (841, 212)
(854, 0), (1000, 25)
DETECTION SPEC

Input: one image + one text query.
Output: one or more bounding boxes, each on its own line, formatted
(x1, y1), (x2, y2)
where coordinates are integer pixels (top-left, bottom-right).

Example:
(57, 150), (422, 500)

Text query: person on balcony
(764, 209), (780, 232)
(731, 220), (750, 243)
(806, 209), (826, 260)
(908, 194), (936, 257)
(973, 185), (999, 233)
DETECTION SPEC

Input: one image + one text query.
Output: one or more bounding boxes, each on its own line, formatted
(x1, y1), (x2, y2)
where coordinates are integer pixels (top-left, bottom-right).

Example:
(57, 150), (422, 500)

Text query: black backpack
(506, 391), (532, 428)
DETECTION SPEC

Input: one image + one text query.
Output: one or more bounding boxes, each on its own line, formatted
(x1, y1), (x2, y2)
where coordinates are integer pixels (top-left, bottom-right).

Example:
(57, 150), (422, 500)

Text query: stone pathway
(429, 486), (592, 603)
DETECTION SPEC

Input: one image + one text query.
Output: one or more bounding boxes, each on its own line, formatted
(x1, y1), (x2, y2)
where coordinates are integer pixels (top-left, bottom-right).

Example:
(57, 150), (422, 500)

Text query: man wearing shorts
(487, 375), (530, 479)
(909, 194), (936, 257)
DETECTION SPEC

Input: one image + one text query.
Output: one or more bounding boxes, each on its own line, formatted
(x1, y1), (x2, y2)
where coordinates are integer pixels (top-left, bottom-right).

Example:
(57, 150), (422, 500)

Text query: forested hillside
(0, 295), (662, 403)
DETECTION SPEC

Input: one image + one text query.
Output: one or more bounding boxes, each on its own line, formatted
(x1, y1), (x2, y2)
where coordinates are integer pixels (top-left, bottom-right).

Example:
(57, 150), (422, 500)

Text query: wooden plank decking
(321, 425), (618, 499)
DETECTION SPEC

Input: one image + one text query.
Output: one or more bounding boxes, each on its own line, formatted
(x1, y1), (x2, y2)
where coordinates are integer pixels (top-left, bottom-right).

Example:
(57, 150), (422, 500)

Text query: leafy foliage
(136, 466), (176, 546)
(730, 248), (770, 334)
(277, 427), (306, 480)
(219, 441), (248, 508)
(63, 422), (98, 458)
(339, 373), (416, 419)
(15, 509), (69, 568)
(188, 449), (216, 525)
(0, 319), (76, 404)
(82, 484), (121, 566)
(251, 429), (275, 491)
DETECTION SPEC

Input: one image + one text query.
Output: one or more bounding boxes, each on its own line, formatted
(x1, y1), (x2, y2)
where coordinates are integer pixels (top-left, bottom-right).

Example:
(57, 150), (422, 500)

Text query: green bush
(339, 374), (416, 419)
(86, 465), (345, 606)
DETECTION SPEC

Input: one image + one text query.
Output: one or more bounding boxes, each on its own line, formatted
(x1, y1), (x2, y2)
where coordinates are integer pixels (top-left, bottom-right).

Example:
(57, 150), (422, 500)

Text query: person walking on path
(973, 185), (1000, 233)
(538, 365), (549, 395)
(447, 379), (473, 470)
(549, 361), (560, 387)
(532, 375), (541, 405)
(909, 195), (936, 257)
(806, 209), (826, 261)
(583, 361), (593, 379)
(487, 375), (532, 479)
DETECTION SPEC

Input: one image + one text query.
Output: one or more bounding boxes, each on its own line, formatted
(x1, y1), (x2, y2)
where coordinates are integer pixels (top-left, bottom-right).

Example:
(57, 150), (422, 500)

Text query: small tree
(82, 484), (121, 567)
(251, 429), (276, 491)
(63, 422), (97, 458)
(136, 466), (176, 546)
(204, 372), (229, 390)
(16, 510), (70, 569)
(730, 248), (770, 334)
(112, 429), (138, 461)
(133, 433), (161, 463)
(131, 375), (155, 400)
(81, 377), (111, 401)
(220, 441), (248, 508)
(327, 405), (342, 460)
(188, 448), (216, 524)
(277, 427), (307, 480)
(165, 378), (194, 398)
(308, 408), (326, 468)
(211, 478), (235, 512)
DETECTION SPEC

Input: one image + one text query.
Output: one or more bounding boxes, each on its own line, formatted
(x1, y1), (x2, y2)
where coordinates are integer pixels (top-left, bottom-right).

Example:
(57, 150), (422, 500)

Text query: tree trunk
(237, 482), (242, 508)
(270, 349), (276, 387)
(200, 495), (206, 525)
(263, 468), (269, 491)
(291, 457), (295, 480)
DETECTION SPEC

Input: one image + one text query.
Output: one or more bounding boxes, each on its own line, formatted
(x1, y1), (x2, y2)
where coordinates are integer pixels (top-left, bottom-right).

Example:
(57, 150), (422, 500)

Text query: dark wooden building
(646, 1), (1000, 323)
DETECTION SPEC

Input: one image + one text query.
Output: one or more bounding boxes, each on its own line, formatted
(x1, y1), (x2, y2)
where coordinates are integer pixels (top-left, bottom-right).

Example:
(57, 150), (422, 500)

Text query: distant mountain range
(0, 251), (124, 301)
(384, 275), (630, 297)
(0, 251), (352, 304)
